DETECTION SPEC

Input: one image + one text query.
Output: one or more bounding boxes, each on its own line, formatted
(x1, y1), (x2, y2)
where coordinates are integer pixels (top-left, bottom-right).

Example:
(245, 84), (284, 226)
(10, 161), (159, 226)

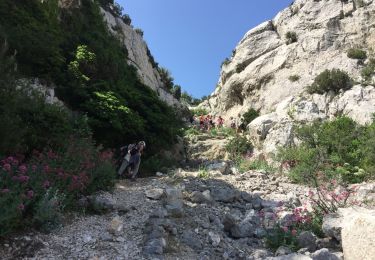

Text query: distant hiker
(118, 141), (146, 181)
(207, 115), (214, 131)
(199, 115), (205, 130)
(217, 116), (224, 128)
(230, 117), (236, 129)
(236, 114), (244, 133)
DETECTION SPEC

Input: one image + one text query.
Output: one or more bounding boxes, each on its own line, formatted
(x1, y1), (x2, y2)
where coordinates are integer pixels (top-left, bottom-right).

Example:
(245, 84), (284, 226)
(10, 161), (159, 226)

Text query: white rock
(145, 188), (164, 200)
(341, 207), (375, 260)
(108, 216), (124, 236)
(208, 232), (221, 247)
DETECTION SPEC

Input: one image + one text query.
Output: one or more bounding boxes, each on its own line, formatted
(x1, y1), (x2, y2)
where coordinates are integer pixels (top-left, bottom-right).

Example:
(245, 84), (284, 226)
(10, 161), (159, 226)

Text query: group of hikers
(117, 114), (246, 180)
(190, 114), (245, 133)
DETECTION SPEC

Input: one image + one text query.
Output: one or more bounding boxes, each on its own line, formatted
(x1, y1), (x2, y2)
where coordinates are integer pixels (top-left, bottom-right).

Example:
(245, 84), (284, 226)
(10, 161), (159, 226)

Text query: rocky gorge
(1, 0), (375, 259)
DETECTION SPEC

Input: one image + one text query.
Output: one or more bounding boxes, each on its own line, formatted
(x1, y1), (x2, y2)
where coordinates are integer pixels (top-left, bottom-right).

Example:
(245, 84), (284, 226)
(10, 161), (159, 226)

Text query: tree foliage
(0, 0), (182, 156)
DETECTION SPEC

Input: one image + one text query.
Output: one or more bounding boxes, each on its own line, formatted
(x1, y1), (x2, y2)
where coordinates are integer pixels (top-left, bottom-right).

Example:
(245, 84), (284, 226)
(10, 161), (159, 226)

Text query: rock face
(248, 85), (375, 154)
(323, 207), (375, 260)
(100, 7), (184, 110)
(203, 0), (375, 153)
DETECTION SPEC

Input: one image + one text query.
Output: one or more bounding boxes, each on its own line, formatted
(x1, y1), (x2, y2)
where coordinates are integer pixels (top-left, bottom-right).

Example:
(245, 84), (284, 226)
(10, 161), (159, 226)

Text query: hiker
(230, 117), (236, 129)
(199, 115), (205, 130)
(217, 116), (224, 128)
(118, 141), (146, 181)
(236, 114), (244, 133)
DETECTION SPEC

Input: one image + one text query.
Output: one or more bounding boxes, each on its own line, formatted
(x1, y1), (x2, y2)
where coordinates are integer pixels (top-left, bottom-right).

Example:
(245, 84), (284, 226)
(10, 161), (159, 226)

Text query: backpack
(128, 144), (138, 156)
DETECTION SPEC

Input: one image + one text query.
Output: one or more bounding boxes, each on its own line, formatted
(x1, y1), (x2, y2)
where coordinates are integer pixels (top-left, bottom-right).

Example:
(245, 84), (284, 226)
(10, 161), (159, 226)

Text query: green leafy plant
(32, 190), (65, 232)
(361, 58), (375, 83)
(307, 69), (353, 94)
(0, 136), (116, 236)
(242, 108), (260, 126)
(288, 75), (300, 82)
(278, 117), (375, 184)
(198, 167), (210, 179)
(347, 48), (367, 60)
(191, 107), (208, 116)
(236, 158), (275, 173)
(225, 135), (253, 159)
(134, 28), (144, 37)
(68, 45), (96, 86)
(285, 31), (298, 44)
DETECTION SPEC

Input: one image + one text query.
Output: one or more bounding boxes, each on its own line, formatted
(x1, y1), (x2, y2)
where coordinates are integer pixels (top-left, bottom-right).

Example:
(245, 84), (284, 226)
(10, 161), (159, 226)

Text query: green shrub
(135, 28), (144, 37)
(236, 63), (247, 73)
(347, 48), (367, 60)
(242, 108), (260, 126)
(361, 58), (375, 82)
(0, 0), (183, 155)
(288, 75), (300, 82)
(219, 127), (236, 137)
(307, 69), (353, 94)
(236, 158), (275, 173)
(172, 85), (182, 100)
(278, 117), (375, 184)
(191, 107), (208, 116)
(121, 14), (131, 25)
(198, 167), (210, 179)
(286, 31), (298, 44)
(0, 136), (116, 236)
(221, 58), (230, 67)
(266, 225), (299, 252)
(32, 190), (64, 232)
(225, 135), (253, 159)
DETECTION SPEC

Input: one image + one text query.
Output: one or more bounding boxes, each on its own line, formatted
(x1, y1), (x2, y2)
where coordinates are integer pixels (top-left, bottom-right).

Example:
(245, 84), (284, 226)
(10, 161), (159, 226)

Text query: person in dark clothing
(118, 141), (146, 180)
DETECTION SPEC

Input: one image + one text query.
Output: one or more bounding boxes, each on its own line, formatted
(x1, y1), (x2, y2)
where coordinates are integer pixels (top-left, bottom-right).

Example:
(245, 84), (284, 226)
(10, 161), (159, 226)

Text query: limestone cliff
(203, 0), (375, 154)
(100, 7), (184, 109)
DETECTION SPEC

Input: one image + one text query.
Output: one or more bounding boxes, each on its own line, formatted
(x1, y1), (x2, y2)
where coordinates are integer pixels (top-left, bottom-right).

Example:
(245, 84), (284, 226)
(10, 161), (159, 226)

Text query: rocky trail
(1, 132), (375, 260)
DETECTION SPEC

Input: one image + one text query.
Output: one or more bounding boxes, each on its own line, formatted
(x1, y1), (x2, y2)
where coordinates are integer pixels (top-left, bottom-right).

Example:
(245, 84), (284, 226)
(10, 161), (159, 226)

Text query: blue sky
(118, 0), (292, 98)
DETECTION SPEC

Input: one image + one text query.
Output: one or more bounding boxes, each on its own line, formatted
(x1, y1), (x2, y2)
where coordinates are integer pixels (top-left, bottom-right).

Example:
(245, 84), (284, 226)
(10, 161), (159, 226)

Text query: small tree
(242, 108), (260, 126)
(135, 28), (144, 37)
(158, 67), (174, 91)
(307, 69), (353, 94)
(347, 48), (367, 60)
(121, 14), (131, 25)
(286, 31), (298, 44)
(172, 85), (182, 100)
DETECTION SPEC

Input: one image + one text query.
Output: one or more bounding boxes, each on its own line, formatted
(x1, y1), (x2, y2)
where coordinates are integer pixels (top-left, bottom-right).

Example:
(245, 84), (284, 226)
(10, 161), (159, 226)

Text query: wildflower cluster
(307, 179), (360, 214)
(0, 137), (116, 236)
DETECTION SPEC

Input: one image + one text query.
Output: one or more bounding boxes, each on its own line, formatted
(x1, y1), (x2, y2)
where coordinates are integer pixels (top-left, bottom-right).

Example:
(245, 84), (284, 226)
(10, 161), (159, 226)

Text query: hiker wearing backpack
(118, 141), (146, 180)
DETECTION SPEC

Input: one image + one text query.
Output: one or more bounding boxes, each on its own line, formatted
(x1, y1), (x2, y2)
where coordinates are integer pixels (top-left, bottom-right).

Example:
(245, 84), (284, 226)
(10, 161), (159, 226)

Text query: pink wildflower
(3, 163), (11, 172)
(282, 226), (288, 232)
(43, 165), (50, 173)
(31, 165), (37, 172)
(1, 188), (10, 193)
(17, 203), (25, 211)
(19, 165), (27, 174)
(291, 229), (297, 236)
(27, 190), (34, 199)
(43, 180), (50, 189)
(18, 175), (30, 183)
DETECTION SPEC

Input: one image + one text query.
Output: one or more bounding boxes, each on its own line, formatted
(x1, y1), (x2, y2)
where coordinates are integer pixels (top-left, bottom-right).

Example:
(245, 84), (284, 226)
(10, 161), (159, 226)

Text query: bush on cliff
(307, 69), (353, 94)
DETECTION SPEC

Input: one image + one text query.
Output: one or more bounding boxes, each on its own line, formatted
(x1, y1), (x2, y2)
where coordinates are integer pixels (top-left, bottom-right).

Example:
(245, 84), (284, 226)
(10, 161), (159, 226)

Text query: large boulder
(341, 207), (375, 260)
(323, 207), (375, 260)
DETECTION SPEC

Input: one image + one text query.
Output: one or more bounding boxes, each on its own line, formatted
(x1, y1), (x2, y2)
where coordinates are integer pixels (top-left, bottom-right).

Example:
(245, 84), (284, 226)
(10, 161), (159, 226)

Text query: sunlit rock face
(204, 0), (375, 118)
(202, 0), (375, 154)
